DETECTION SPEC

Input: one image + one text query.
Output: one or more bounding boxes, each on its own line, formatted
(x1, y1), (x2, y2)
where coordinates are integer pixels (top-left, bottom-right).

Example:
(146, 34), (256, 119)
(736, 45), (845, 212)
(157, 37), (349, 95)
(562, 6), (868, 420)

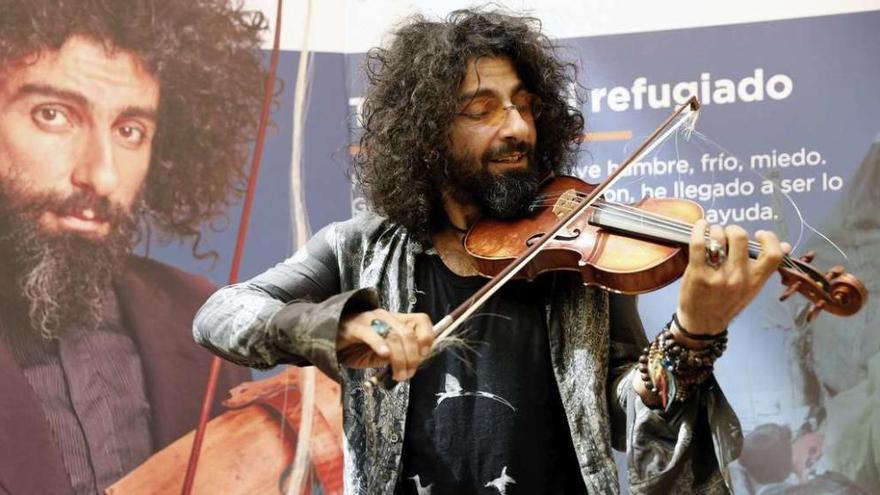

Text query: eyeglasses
(454, 93), (543, 127)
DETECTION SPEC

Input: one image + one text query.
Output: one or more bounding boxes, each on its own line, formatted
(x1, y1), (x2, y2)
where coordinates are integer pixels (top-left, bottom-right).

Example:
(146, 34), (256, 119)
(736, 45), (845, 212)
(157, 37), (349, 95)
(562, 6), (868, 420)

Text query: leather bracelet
(672, 312), (727, 341)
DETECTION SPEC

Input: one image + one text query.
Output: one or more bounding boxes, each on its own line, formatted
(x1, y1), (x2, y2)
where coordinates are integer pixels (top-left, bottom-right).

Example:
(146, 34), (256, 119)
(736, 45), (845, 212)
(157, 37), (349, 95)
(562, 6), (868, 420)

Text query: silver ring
(371, 319), (392, 338)
(705, 239), (726, 270)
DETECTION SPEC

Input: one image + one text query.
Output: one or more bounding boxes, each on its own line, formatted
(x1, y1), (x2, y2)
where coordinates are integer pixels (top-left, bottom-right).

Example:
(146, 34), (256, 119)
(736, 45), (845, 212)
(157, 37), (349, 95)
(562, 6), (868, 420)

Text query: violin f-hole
(525, 228), (582, 247)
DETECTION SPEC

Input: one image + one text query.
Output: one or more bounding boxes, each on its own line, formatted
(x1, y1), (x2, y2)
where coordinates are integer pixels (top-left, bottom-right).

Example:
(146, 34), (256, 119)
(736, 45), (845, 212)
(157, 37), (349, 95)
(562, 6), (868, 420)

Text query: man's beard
(445, 141), (542, 220)
(0, 177), (139, 339)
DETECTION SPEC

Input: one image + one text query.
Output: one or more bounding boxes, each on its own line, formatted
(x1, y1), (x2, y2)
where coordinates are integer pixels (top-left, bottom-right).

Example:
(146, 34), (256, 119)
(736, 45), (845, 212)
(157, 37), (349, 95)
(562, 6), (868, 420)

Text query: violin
(465, 174), (867, 322)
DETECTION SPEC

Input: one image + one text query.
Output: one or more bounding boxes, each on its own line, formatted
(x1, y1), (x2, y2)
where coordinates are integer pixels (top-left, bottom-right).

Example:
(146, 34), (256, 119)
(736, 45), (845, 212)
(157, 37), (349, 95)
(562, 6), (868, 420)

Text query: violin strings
(527, 192), (806, 274)
(596, 199), (804, 272)
(592, 198), (805, 273)
(603, 200), (804, 273)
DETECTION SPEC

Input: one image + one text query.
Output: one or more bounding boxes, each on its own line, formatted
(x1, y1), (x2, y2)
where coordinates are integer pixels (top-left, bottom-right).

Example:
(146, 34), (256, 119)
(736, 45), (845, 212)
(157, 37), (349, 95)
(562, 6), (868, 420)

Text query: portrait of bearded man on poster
(0, 1), (267, 493)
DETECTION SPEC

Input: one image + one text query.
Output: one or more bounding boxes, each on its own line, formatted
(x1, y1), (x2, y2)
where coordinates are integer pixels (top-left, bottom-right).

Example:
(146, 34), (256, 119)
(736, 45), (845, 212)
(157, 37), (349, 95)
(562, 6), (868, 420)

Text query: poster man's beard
(445, 142), (542, 220)
(0, 178), (138, 339)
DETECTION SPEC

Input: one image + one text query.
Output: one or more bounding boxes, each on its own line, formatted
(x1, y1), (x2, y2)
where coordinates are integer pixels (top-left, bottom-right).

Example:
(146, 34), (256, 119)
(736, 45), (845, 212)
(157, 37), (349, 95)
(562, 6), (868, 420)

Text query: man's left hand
(676, 219), (788, 339)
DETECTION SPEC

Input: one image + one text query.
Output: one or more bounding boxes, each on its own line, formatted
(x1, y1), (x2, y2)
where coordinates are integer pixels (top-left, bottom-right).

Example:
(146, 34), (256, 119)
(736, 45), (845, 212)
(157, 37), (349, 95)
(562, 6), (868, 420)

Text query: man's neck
(431, 190), (482, 277)
(441, 189), (479, 232)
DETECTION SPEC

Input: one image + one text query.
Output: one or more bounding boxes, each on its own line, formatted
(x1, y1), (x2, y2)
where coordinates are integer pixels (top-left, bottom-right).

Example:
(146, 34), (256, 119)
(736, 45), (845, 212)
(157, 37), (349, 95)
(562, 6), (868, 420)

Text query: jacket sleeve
(606, 294), (742, 494)
(193, 224), (379, 382)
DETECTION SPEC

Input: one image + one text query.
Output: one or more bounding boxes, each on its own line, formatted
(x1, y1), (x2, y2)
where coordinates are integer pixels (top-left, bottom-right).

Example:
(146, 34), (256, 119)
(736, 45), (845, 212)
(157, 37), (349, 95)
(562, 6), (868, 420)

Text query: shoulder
(325, 211), (415, 251)
(328, 211), (399, 238)
(120, 255), (216, 302)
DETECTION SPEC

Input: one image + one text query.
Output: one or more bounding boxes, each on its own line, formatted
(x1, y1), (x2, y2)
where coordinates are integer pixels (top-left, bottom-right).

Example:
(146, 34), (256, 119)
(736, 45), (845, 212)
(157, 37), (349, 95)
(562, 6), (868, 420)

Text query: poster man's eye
(32, 106), (73, 130)
(116, 125), (148, 146)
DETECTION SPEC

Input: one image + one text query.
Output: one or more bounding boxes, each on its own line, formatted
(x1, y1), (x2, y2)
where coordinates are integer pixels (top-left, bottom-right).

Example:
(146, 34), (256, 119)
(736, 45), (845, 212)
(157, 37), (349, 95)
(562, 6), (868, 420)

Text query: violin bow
(366, 96), (702, 390)
(180, 1), (284, 493)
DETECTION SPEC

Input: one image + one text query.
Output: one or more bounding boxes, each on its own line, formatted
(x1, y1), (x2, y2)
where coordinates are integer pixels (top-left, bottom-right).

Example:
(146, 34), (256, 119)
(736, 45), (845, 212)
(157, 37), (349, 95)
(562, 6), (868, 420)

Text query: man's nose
(71, 130), (118, 197)
(497, 105), (532, 141)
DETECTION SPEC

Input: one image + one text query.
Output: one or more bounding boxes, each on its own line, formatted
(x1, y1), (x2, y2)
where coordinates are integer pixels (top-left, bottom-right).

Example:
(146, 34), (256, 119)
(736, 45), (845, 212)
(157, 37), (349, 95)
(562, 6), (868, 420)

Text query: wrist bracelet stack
(638, 314), (727, 410)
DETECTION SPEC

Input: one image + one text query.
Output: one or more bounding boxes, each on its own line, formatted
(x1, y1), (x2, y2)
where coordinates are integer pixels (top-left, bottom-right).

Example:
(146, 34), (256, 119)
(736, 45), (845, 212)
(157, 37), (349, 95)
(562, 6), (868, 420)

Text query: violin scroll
(777, 253), (867, 321)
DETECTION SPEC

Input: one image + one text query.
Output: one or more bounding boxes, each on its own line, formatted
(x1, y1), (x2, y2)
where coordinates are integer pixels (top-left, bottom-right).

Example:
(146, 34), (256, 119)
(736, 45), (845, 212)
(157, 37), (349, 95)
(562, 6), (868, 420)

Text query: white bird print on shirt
(409, 475), (432, 495)
(435, 373), (516, 411)
(485, 466), (516, 495)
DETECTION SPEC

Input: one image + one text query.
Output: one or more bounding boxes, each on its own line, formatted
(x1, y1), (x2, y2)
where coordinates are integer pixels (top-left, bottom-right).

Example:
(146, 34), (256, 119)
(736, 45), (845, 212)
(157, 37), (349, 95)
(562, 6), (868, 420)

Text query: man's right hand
(336, 309), (434, 381)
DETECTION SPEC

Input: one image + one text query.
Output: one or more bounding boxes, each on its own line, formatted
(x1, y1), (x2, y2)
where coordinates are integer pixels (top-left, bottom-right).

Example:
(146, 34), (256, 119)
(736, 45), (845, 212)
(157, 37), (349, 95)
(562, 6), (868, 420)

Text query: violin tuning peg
(825, 265), (845, 279)
(779, 281), (801, 302)
(805, 300), (827, 322)
(800, 251), (816, 264)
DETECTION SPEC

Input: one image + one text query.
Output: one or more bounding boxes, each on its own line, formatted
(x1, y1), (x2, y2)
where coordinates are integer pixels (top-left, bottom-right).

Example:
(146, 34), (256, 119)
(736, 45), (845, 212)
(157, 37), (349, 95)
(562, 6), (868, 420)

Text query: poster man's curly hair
(353, 9), (585, 241)
(0, 0), (266, 256)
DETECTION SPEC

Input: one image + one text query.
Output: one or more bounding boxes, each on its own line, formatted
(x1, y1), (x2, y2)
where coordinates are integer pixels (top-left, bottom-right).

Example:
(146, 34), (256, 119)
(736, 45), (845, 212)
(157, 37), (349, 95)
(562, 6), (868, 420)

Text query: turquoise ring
(371, 318), (392, 338)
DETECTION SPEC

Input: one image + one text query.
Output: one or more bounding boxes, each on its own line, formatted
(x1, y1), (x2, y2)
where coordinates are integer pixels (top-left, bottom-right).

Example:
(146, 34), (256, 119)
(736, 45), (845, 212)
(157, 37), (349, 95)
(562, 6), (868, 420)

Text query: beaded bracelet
(657, 326), (727, 374)
(638, 318), (727, 410)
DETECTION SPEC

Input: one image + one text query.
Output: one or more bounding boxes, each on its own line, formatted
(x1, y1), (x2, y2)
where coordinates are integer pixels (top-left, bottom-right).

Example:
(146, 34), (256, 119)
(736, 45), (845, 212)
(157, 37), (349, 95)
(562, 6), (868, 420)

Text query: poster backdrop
(139, 5), (879, 494)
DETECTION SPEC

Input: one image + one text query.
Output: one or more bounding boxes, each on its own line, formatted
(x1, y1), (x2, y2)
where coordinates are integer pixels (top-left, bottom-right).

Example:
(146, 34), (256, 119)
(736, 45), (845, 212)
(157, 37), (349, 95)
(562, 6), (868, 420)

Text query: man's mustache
(483, 141), (533, 162)
(17, 190), (129, 225)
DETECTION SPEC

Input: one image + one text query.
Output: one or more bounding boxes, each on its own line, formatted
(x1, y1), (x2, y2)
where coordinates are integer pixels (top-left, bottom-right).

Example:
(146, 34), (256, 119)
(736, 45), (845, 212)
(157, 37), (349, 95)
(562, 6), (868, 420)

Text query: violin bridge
(552, 189), (580, 218)
(547, 189), (583, 240)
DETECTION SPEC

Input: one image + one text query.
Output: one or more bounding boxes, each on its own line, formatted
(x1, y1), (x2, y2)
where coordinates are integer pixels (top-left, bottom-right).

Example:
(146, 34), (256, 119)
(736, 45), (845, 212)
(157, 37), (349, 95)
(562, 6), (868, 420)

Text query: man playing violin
(195, 8), (786, 494)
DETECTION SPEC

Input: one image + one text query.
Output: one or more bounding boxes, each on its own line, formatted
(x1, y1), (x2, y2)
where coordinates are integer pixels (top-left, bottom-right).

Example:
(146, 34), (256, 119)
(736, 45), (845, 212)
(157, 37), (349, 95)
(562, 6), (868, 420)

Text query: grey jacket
(194, 213), (741, 494)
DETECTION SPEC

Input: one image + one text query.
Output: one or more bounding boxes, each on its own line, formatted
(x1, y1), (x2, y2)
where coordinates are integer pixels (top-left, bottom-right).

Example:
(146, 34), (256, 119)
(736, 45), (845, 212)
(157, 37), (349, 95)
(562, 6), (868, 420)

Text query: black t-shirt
(395, 254), (586, 495)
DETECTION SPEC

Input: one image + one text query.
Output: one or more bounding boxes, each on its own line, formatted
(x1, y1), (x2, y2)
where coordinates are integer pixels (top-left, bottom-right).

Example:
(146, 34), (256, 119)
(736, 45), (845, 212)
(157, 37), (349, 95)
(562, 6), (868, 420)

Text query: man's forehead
(457, 56), (524, 98)
(1, 35), (159, 112)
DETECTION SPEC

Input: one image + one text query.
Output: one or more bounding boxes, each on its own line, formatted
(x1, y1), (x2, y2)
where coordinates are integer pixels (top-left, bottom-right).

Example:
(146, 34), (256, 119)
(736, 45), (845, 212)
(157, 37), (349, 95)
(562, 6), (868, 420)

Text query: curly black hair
(0, 0), (267, 257)
(353, 8), (585, 241)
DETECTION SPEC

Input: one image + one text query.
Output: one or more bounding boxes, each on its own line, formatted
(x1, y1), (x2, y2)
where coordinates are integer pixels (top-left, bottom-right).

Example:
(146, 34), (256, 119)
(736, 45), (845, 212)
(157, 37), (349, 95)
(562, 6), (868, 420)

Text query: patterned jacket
(194, 212), (742, 494)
